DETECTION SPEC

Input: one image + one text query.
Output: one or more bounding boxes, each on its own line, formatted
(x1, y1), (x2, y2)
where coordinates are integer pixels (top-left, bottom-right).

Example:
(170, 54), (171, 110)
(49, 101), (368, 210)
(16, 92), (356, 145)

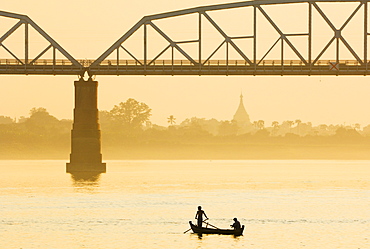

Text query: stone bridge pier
(66, 78), (106, 173)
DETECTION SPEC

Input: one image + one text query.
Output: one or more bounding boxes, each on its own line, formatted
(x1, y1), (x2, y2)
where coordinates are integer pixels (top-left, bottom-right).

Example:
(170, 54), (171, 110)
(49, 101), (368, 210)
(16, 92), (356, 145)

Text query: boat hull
(189, 221), (244, 236)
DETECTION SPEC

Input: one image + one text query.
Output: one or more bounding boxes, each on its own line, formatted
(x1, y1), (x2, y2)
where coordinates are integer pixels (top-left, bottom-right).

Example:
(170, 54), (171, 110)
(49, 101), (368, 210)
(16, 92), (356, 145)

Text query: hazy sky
(1, 0), (370, 127)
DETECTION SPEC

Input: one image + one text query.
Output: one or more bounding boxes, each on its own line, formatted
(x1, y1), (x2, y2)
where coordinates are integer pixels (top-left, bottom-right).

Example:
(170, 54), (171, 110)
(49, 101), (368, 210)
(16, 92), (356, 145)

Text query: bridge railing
(0, 58), (85, 75)
(93, 59), (364, 67)
(0, 58), (365, 67)
(0, 59), (82, 66)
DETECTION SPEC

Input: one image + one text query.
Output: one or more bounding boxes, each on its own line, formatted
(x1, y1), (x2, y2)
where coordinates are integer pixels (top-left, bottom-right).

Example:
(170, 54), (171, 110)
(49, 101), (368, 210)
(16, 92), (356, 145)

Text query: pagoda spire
(233, 92), (252, 131)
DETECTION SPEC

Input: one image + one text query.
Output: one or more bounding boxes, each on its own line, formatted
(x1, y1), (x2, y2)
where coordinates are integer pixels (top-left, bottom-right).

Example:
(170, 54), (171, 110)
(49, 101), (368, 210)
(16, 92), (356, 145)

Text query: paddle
(202, 220), (220, 230)
(183, 218), (209, 234)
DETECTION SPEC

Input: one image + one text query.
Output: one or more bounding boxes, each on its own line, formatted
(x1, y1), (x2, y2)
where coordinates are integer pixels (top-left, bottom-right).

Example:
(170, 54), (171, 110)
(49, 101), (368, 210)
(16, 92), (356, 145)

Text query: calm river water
(1, 160), (369, 248)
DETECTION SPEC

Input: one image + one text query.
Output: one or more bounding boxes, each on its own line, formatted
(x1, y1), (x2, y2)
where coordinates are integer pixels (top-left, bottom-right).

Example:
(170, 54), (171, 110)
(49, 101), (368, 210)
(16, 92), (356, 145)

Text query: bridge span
(2, 0), (370, 76)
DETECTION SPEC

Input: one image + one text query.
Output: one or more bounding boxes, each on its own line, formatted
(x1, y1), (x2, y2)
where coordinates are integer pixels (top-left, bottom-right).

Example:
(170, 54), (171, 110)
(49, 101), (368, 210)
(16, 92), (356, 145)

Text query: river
(1, 160), (369, 248)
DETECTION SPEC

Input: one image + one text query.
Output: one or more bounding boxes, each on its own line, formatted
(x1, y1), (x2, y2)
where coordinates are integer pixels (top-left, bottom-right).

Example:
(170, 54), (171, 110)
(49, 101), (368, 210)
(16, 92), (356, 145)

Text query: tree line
(1, 98), (369, 154)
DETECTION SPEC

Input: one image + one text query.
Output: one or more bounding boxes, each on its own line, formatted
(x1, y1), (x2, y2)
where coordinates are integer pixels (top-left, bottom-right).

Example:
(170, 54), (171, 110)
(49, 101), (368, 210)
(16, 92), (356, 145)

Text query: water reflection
(69, 171), (102, 191)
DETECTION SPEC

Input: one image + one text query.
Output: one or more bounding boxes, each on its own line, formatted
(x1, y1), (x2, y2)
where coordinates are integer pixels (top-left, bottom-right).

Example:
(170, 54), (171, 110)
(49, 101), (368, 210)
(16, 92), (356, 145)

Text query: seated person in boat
(230, 218), (241, 230)
(195, 206), (208, 227)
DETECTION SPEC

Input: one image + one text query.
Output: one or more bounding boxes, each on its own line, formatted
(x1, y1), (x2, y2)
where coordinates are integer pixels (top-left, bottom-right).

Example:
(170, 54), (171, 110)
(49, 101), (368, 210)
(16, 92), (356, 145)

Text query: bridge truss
(0, 10), (82, 75)
(89, 0), (370, 76)
(2, 0), (370, 76)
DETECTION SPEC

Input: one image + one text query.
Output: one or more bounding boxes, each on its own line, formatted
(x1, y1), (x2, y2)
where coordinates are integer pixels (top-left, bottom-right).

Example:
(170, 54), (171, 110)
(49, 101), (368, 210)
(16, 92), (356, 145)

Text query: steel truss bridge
(1, 0), (370, 76)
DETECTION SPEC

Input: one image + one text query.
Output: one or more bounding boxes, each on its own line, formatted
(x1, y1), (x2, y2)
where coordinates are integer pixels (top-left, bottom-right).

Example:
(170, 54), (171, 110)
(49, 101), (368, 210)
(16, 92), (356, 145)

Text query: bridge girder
(89, 0), (370, 76)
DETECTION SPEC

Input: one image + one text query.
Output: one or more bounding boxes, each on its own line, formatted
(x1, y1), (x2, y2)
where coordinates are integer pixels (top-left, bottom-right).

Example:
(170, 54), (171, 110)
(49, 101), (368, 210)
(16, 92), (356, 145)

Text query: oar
(202, 221), (220, 229)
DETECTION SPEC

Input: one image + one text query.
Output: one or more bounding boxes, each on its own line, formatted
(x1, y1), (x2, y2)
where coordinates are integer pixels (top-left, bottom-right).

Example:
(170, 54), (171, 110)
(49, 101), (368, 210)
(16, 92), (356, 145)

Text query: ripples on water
(0, 160), (369, 248)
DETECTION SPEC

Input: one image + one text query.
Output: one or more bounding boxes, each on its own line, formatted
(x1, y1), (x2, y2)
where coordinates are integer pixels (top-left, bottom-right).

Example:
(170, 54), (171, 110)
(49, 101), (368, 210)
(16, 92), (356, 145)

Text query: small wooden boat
(189, 221), (244, 236)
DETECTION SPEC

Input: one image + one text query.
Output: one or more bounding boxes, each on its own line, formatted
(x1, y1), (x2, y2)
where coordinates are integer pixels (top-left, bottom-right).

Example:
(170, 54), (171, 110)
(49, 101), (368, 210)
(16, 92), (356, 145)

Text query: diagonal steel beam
(29, 44), (52, 64)
(259, 38), (281, 65)
(313, 2), (363, 64)
(229, 40), (253, 65)
(148, 44), (171, 65)
(312, 2), (337, 30)
(0, 20), (23, 44)
(92, 19), (145, 67)
(257, 6), (307, 65)
(340, 2), (362, 30)
(203, 12), (253, 65)
(149, 21), (198, 65)
(202, 12), (228, 39)
(120, 45), (143, 65)
(312, 36), (335, 64)
(0, 43), (24, 64)
(340, 36), (363, 63)
(257, 37), (281, 65)
(24, 17), (82, 68)
(202, 40), (226, 65)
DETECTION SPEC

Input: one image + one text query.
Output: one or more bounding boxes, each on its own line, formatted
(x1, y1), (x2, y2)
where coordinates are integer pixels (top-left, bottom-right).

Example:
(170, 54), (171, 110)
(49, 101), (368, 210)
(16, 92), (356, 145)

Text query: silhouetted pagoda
(233, 93), (253, 134)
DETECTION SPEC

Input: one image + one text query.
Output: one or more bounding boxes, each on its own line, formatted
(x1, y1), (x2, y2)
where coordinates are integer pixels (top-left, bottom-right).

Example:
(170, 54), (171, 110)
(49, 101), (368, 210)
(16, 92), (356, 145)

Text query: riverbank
(1, 143), (370, 160)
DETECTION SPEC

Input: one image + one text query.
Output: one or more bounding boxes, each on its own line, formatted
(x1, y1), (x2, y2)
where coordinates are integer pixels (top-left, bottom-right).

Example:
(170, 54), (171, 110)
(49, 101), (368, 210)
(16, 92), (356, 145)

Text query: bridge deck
(0, 59), (368, 75)
(88, 65), (369, 76)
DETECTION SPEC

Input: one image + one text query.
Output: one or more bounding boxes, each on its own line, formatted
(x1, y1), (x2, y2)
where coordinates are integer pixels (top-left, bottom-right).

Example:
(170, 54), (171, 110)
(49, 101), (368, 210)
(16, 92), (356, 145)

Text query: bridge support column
(66, 78), (106, 173)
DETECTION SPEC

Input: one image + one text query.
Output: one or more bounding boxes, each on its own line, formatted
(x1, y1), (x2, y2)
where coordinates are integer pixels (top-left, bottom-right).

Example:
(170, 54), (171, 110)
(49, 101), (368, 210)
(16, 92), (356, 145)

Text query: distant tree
(271, 121), (279, 136)
(30, 107), (47, 116)
(257, 120), (265, 130)
(98, 110), (114, 131)
(319, 124), (328, 130)
(167, 115), (176, 126)
(180, 117), (220, 135)
(354, 123), (361, 131)
(252, 121), (258, 129)
(218, 120), (238, 136)
(109, 98), (151, 130)
(0, 116), (14, 124)
(145, 121), (153, 129)
(361, 124), (370, 136)
(272, 121), (279, 128)
(334, 127), (362, 139)
(295, 119), (302, 135)
(17, 116), (27, 123)
(284, 132), (299, 140)
(26, 107), (59, 128)
(22, 107), (69, 137)
(286, 120), (294, 133)
(254, 128), (270, 138)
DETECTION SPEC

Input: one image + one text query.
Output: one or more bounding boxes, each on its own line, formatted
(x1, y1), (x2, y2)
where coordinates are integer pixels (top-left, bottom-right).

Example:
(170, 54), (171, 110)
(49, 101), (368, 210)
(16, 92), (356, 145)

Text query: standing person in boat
(230, 218), (241, 230)
(195, 206), (208, 227)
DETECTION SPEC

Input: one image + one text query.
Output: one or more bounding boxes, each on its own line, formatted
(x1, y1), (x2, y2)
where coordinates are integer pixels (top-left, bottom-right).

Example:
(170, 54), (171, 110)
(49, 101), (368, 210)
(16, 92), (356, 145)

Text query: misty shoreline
(1, 144), (370, 160)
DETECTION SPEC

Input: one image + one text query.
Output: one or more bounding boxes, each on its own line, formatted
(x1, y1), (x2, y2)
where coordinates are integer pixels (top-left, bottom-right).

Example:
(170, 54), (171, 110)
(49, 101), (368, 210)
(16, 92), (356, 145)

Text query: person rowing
(230, 217), (241, 230)
(195, 206), (208, 227)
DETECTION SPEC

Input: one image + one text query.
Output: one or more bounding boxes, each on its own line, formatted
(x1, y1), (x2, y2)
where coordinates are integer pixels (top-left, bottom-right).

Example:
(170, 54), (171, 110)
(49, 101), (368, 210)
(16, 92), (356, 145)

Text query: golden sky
(1, 0), (370, 127)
